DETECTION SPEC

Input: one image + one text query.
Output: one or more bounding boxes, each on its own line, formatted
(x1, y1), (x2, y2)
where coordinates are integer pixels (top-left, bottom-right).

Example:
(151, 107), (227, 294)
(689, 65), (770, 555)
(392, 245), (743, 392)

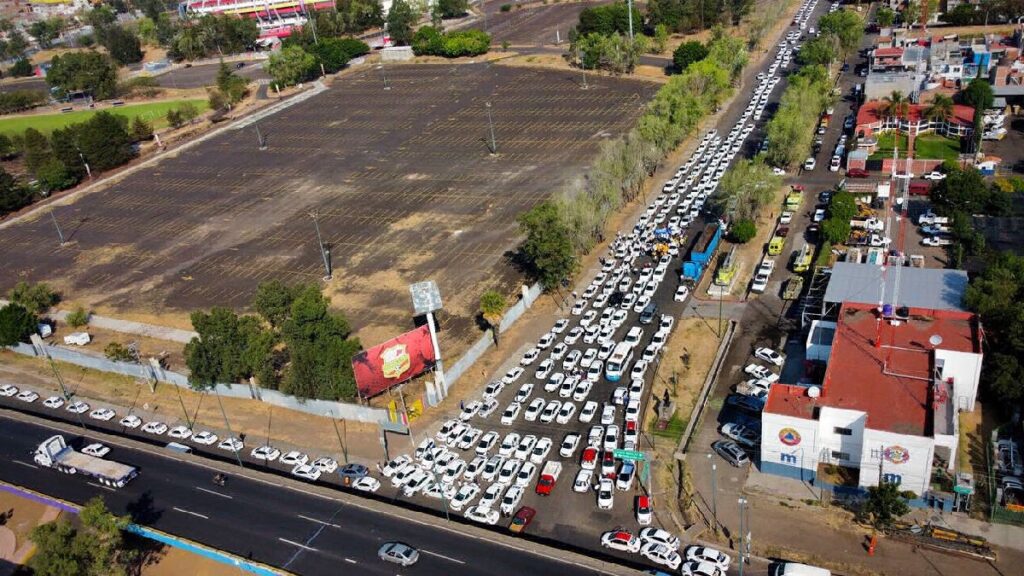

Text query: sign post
(410, 281), (446, 396)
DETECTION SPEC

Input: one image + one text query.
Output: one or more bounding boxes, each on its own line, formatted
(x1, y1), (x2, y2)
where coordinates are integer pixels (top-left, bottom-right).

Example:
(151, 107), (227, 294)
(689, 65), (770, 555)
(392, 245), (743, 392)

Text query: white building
(762, 301), (983, 498)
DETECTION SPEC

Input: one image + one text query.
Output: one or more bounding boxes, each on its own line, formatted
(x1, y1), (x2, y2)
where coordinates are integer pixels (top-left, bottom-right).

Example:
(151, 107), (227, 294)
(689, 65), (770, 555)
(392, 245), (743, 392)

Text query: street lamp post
(49, 209), (66, 245)
(485, 101), (497, 154)
(309, 210), (332, 280)
(708, 454), (718, 532)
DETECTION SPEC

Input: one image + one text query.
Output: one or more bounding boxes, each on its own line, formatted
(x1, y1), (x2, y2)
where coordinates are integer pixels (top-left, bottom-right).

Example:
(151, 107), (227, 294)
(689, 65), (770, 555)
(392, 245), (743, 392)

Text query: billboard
(352, 325), (436, 398)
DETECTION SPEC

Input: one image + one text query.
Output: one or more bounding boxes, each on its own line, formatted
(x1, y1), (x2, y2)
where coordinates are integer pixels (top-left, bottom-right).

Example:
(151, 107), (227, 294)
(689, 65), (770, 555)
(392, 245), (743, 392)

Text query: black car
(339, 463), (370, 480)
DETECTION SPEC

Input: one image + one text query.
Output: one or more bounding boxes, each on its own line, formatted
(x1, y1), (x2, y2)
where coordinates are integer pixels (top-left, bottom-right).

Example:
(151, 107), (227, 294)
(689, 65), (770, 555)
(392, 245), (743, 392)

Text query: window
(831, 451), (851, 461)
(833, 426), (853, 436)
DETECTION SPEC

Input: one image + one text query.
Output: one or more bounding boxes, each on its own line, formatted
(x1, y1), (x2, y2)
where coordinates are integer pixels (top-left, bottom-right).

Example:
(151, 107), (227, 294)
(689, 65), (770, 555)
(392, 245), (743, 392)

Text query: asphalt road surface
(0, 414), (624, 576)
(156, 62), (270, 89)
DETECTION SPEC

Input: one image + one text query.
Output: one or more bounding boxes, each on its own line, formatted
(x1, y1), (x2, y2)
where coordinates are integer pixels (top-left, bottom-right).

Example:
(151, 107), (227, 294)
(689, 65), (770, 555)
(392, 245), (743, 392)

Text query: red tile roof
(875, 47), (904, 58)
(765, 303), (981, 436)
(856, 101), (975, 128)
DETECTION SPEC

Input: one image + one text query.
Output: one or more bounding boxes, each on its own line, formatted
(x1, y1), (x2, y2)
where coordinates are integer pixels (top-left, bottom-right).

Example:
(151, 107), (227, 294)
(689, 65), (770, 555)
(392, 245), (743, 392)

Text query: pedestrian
(460, 400), (465, 411)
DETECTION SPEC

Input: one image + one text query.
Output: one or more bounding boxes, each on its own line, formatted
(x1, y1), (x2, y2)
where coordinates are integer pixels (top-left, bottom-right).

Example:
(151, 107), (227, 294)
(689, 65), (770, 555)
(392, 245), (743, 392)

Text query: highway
(0, 413), (627, 576)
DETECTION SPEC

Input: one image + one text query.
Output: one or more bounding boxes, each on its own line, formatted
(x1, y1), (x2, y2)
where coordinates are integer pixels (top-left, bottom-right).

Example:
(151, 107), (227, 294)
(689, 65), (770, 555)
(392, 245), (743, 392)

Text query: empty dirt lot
(0, 63), (656, 353)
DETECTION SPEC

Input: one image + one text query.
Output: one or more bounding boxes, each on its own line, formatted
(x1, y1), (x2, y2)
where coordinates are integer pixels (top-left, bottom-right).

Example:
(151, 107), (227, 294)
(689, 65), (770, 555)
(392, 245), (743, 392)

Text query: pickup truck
(918, 212), (949, 226)
(850, 217), (884, 231)
(535, 461), (563, 495)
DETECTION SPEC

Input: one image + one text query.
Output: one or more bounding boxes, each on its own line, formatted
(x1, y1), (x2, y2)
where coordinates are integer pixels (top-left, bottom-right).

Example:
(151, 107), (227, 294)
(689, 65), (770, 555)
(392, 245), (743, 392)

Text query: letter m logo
(780, 452), (798, 465)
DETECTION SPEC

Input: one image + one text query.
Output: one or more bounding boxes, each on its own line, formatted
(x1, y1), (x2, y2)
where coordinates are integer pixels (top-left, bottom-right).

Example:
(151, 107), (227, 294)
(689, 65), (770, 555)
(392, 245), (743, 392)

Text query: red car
(581, 447), (598, 470)
(509, 506), (536, 534)
(846, 168), (869, 178)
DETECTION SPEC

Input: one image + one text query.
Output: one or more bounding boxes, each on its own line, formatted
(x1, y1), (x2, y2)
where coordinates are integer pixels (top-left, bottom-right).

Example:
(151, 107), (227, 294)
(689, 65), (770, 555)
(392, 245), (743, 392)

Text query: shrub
(500, 3), (512, 11)
(412, 27), (490, 58)
(104, 342), (137, 363)
(9, 281), (59, 314)
(729, 219), (756, 243)
(66, 306), (90, 328)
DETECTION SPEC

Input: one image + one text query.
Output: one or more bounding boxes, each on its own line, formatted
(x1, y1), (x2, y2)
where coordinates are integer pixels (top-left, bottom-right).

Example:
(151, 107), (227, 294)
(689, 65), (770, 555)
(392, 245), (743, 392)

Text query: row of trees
(645, 0), (754, 33)
(0, 89), (47, 115)
(267, 36), (369, 87)
(516, 34), (743, 288)
(964, 251), (1024, 411)
(711, 158), (781, 222)
(412, 27), (490, 58)
(764, 63), (832, 168)
(0, 281), (60, 346)
(184, 281), (363, 401)
(47, 51), (119, 100)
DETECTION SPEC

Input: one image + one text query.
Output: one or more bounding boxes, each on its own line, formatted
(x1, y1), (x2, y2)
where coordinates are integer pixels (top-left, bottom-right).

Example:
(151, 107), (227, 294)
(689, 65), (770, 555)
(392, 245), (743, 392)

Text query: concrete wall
(934, 348), (983, 412)
(858, 428), (936, 496)
(760, 410), (820, 482)
(818, 406), (867, 467)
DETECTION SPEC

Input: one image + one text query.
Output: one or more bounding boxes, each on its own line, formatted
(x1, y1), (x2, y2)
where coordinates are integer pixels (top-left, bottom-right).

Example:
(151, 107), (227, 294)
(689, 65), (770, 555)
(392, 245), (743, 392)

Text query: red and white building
(181, 0), (390, 41)
(760, 301), (983, 498)
(854, 100), (975, 140)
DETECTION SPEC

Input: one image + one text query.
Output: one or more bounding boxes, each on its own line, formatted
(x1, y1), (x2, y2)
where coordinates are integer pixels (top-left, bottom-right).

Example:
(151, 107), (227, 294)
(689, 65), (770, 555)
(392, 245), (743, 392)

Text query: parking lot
(0, 63), (655, 351)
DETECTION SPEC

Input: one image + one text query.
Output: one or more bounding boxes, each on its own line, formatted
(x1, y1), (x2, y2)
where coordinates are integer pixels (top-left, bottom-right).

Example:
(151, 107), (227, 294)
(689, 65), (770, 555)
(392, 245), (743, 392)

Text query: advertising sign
(352, 326), (436, 398)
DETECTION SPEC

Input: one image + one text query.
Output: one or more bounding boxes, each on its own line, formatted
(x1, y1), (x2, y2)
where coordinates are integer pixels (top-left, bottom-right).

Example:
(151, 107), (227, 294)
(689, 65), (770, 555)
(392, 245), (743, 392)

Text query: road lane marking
(297, 514), (341, 528)
(421, 549), (465, 564)
(12, 460), (38, 469)
(278, 538), (318, 552)
(87, 482), (115, 492)
(195, 486), (233, 499)
(173, 507), (209, 519)
(343, 558), (357, 564)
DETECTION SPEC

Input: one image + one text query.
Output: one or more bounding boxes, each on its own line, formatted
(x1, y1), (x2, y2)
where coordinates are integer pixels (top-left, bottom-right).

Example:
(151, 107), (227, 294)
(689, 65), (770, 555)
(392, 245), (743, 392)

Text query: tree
(9, 57), (33, 77)
(5, 29), (28, 59)
(100, 25), (144, 65)
(713, 158), (780, 220)
(337, 0), (385, 32)
(876, 6), (895, 27)
(652, 23), (669, 54)
(902, 0), (920, 28)
(436, 0), (468, 18)
(818, 10), (862, 56)
(0, 167), (33, 216)
(254, 279), (299, 328)
(0, 134), (14, 158)
(77, 112), (134, 171)
(577, 2), (642, 36)
(178, 102), (199, 123)
(130, 116), (153, 141)
(479, 289), (506, 345)
(729, 219), (756, 243)
(645, 0), (688, 32)
(386, 0), (418, 46)
(166, 108), (183, 128)
(862, 481), (911, 528)
(923, 93), (954, 122)
(267, 45), (315, 87)
(673, 40), (707, 71)
(85, 5), (117, 28)
(29, 17), (64, 49)
(35, 158), (78, 192)
(962, 78), (994, 111)
(29, 497), (137, 576)
(0, 303), (36, 346)
(9, 281), (59, 314)
(517, 201), (577, 290)
(880, 90), (909, 121)
(941, 4), (982, 25)
(136, 16), (157, 45)
(307, 37), (358, 73)
(47, 51), (118, 100)
(66, 306), (90, 327)
(412, 27), (490, 57)
(214, 60), (248, 104)
(797, 35), (839, 67)
(22, 128), (52, 174)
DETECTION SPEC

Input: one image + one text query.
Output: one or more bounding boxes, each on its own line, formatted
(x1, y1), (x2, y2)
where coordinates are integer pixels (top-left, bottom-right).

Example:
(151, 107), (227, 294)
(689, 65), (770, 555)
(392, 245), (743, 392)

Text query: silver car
(378, 542), (419, 566)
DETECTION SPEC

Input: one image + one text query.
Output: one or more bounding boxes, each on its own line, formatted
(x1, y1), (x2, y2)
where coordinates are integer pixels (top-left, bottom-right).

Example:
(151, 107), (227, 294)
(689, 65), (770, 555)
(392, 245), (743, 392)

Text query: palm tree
(479, 290), (507, 346)
(880, 90), (910, 122)
(924, 93), (954, 123)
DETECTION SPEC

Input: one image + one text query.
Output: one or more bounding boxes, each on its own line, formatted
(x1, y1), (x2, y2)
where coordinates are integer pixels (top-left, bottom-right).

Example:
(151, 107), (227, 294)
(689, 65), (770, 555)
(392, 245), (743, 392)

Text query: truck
(33, 435), (137, 488)
(918, 212), (950, 226)
(681, 223), (722, 281)
(791, 244), (813, 273)
(535, 461), (563, 495)
(785, 189), (803, 210)
(768, 235), (785, 256)
(714, 246), (738, 286)
(850, 217), (884, 231)
(63, 332), (91, 346)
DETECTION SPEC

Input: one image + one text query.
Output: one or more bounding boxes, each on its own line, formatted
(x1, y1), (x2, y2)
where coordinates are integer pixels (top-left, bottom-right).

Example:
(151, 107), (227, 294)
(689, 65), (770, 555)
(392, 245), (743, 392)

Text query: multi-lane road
(0, 413), (626, 576)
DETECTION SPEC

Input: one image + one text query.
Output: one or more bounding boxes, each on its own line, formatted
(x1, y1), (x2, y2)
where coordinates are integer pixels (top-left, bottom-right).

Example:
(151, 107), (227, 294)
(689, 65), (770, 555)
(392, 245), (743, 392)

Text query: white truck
(33, 435), (138, 488)
(63, 332), (91, 346)
(850, 217), (884, 231)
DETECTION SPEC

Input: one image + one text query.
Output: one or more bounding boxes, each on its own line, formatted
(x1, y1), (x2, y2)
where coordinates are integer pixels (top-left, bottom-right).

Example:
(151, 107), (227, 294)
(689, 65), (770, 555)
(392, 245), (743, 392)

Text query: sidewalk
(0, 299), (198, 344)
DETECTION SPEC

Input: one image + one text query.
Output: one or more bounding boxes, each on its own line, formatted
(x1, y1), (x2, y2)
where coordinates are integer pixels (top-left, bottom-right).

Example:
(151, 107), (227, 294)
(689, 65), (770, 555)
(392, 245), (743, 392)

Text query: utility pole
(626, 0), (634, 40)
(309, 210), (332, 280)
(378, 64), (391, 90)
(738, 497), (749, 576)
(708, 454), (718, 532)
(49, 209), (66, 245)
(255, 124), (267, 150)
(214, 387), (245, 469)
(485, 101), (497, 154)
(327, 410), (349, 464)
(77, 151), (92, 179)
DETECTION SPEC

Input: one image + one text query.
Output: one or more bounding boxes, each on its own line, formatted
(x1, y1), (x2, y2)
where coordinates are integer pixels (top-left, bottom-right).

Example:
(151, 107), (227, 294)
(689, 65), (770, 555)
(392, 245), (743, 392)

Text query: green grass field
(0, 99), (209, 137)
(914, 133), (961, 162)
(868, 131), (909, 160)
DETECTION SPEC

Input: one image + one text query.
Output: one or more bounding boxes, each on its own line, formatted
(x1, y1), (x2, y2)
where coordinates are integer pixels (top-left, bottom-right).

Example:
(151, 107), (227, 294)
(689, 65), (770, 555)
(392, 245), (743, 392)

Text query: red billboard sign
(351, 325), (436, 398)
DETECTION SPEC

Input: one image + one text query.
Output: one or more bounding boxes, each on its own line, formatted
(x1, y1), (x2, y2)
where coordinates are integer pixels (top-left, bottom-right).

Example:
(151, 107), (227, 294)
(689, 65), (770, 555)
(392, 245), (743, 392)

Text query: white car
(450, 483), (481, 511)
(312, 457), (338, 474)
(191, 431), (219, 445)
(65, 401), (90, 414)
(587, 425), (604, 448)
(459, 401), (482, 422)
(572, 379), (593, 402)
(684, 546), (731, 572)
(483, 380), (505, 399)
(536, 332), (555, 350)
(545, 372), (566, 393)
(498, 458), (523, 484)
(218, 437), (243, 452)
(563, 349), (582, 371)
(514, 382), (534, 403)
(520, 348), (540, 366)
(168, 425), (193, 439)
(479, 480), (505, 508)
(500, 402), (522, 425)
(15, 390), (38, 403)
(88, 408), (116, 421)
(640, 527), (681, 550)
(555, 402), (577, 424)
(535, 359), (553, 380)
(291, 464), (322, 482)
(550, 342), (568, 360)
(498, 433), (520, 457)
(251, 445), (281, 462)
(500, 485), (525, 516)
(380, 455), (413, 477)
(560, 433), (581, 458)
(604, 425), (620, 452)
(601, 403), (617, 425)
(514, 461), (537, 488)
(552, 318), (570, 334)
(923, 171), (946, 180)
(625, 399), (641, 423)
(813, 208), (826, 222)
(681, 561), (723, 576)
(642, 542), (683, 570)
(82, 443), (110, 457)
(780, 211), (793, 224)
(476, 431), (499, 455)
(597, 478), (615, 509)
(579, 400), (598, 423)
(744, 363), (779, 382)
(514, 435), (538, 460)
(465, 505), (500, 525)
(539, 400), (562, 424)
(601, 529), (642, 553)
(580, 348), (598, 369)
(502, 367), (524, 384)
(754, 347), (785, 366)
(574, 469), (593, 493)
(529, 437), (553, 464)
(0, 384), (17, 397)
(564, 326), (584, 345)
(523, 398), (545, 422)
(478, 398), (499, 418)
(352, 476), (381, 493)
(141, 421), (168, 435)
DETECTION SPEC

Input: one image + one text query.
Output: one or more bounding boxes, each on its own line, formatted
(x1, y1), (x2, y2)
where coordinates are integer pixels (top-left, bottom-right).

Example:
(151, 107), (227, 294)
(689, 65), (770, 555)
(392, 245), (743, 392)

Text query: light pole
(77, 150), (92, 179)
(255, 124), (267, 150)
(708, 454), (718, 532)
(377, 64), (390, 90)
(485, 101), (497, 154)
(327, 410), (349, 464)
(626, 0), (634, 40)
(49, 209), (66, 245)
(738, 497), (747, 576)
(738, 497), (751, 574)
(309, 210), (332, 280)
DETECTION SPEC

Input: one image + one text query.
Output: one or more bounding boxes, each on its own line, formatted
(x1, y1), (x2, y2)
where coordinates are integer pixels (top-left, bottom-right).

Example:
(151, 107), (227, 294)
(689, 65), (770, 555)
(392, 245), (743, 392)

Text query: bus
(605, 342), (634, 382)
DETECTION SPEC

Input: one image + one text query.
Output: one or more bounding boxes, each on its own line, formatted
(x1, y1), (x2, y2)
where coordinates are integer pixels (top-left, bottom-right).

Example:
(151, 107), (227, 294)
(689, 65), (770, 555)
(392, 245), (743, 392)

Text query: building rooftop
(875, 47), (905, 58)
(856, 100), (976, 128)
(823, 262), (969, 311)
(766, 302), (981, 436)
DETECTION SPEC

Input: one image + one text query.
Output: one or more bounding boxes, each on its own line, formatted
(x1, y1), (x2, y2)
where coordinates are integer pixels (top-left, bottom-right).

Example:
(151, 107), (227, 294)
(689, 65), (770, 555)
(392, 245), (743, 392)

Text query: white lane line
(173, 507), (209, 519)
(297, 514), (341, 528)
(195, 486), (233, 499)
(12, 460), (38, 469)
(278, 538), (318, 552)
(343, 558), (357, 564)
(421, 549), (465, 564)
(87, 482), (115, 492)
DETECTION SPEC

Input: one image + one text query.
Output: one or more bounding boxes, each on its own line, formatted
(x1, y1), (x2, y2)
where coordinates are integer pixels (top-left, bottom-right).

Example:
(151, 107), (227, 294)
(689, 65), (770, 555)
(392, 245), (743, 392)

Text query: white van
(771, 562), (831, 576)
(829, 155), (841, 172)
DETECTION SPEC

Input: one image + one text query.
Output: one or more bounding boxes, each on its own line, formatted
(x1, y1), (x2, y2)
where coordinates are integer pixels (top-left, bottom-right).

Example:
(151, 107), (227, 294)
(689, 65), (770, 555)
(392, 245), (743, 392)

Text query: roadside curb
(675, 319), (737, 460)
